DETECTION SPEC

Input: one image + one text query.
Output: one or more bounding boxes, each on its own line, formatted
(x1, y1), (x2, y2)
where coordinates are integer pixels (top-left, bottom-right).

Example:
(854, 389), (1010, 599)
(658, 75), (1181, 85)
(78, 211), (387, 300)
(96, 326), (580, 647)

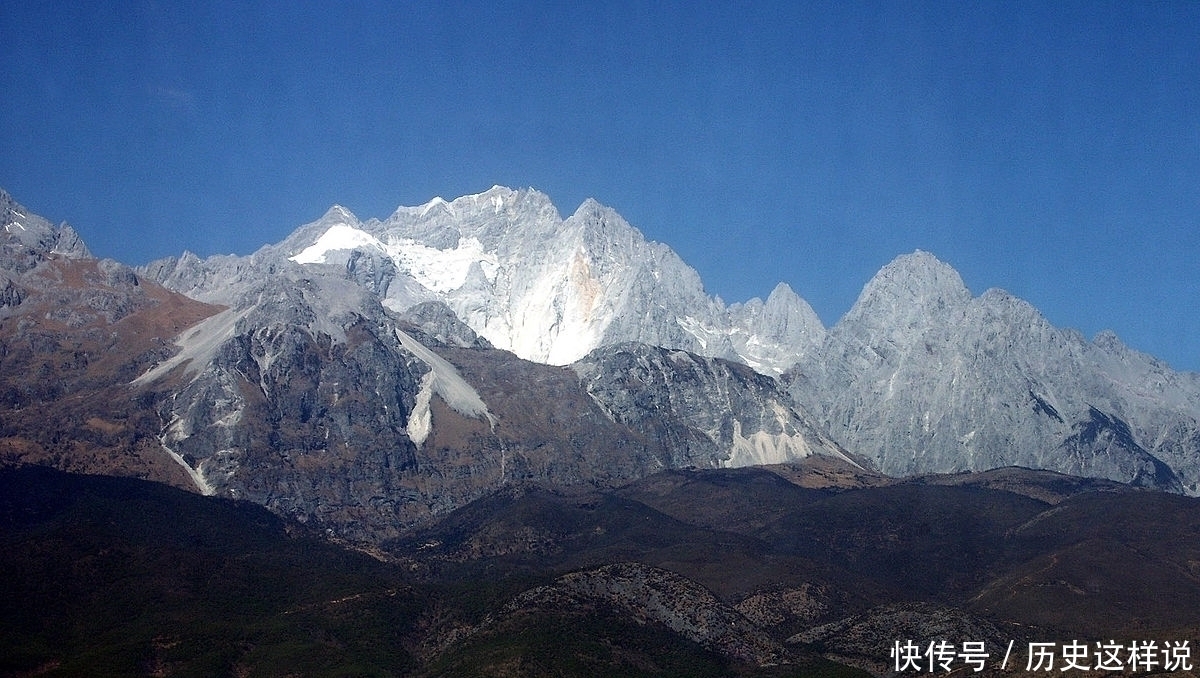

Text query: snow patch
(395, 329), (495, 446)
(386, 236), (497, 293)
(292, 224), (500, 296)
(289, 224), (383, 264)
(419, 196), (450, 218)
(132, 307), (252, 386)
(160, 436), (214, 496)
(676, 316), (710, 351)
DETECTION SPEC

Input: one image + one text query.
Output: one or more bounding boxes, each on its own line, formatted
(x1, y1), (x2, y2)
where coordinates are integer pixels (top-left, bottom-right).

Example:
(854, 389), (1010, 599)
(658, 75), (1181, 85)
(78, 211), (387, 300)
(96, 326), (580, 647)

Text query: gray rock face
(141, 273), (428, 539)
(574, 342), (858, 470)
(2, 188), (92, 273)
(788, 251), (1200, 493)
(398, 301), (493, 350)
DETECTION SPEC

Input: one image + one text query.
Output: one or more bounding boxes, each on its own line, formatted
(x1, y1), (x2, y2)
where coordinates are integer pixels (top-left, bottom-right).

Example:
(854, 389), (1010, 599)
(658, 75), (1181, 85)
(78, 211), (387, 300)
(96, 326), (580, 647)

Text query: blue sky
(2, 1), (1198, 371)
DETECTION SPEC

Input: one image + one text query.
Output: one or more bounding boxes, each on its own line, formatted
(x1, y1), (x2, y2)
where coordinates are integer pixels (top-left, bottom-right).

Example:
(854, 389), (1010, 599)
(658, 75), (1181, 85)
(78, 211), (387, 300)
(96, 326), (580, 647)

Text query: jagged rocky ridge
(122, 275), (844, 539)
(140, 186), (825, 375)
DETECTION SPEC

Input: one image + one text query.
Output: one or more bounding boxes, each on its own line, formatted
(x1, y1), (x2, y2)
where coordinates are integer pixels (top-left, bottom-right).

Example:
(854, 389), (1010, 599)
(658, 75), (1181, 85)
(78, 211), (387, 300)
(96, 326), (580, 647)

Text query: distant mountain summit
(2, 188), (91, 264)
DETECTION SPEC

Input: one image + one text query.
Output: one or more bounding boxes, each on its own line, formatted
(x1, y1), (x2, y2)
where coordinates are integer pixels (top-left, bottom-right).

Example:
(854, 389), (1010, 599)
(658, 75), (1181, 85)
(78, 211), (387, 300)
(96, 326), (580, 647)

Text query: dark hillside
(0, 465), (421, 677)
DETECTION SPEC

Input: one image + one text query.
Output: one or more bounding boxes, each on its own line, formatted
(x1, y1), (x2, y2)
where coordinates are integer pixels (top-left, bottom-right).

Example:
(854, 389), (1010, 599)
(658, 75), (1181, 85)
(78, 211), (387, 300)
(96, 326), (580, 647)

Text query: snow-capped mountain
(143, 186), (823, 375)
(0, 188), (848, 539)
(139, 190), (1200, 495)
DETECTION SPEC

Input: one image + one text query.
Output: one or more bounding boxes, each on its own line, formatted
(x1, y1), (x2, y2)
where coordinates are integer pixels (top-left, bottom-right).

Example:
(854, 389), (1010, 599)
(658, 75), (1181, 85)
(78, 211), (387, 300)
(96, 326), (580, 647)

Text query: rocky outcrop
(398, 300), (492, 350)
(505, 563), (790, 666)
(2, 188), (91, 273)
(132, 273), (430, 540)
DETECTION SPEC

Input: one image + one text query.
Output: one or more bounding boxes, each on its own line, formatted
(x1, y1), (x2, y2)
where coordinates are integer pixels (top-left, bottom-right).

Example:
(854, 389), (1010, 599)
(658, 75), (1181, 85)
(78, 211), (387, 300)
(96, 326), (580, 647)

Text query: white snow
(290, 223), (499, 296)
(676, 316), (710, 351)
(289, 224), (383, 264)
(386, 236), (498, 293)
(419, 196), (450, 218)
(160, 436), (214, 495)
(281, 189), (808, 376)
(131, 307), (252, 386)
(395, 329), (495, 447)
(677, 316), (782, 374)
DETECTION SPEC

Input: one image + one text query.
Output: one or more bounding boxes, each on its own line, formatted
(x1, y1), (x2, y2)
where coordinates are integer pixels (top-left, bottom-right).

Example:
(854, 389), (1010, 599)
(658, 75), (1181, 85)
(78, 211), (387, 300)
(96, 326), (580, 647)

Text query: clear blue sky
(2, 1), (1198, 371)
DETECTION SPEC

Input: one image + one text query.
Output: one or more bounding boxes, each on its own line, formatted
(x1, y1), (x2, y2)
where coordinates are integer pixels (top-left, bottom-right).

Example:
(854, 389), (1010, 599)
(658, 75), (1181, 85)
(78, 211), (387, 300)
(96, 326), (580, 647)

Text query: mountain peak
(458, 185), (548, 213)
(755, 281), (825, 357)
(844, 250), (971, 325)
(879, 250), (967, 292)
(765, 281), (798, 305)
(2, 188), (93, 261)
(573, 197), (610, 215)
(50, 223), (92, 259)
(321, 204), (359, 224)
(761, 282), (821, 330)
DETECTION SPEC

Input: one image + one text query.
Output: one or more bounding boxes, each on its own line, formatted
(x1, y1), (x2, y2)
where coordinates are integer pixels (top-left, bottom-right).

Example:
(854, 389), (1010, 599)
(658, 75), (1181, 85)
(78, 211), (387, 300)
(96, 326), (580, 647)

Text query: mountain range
(141, 186), (1200, 495)
(5, 185), (1200, 536)
(4, 185), (1200, 675)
